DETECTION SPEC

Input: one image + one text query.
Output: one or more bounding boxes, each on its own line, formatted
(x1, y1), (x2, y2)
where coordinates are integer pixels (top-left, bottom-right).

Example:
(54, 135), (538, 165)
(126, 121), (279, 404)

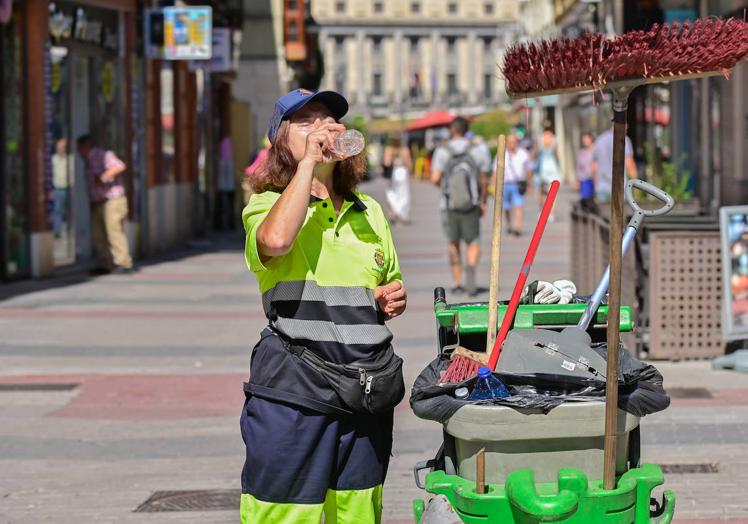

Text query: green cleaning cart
(411, 296), (675, 523)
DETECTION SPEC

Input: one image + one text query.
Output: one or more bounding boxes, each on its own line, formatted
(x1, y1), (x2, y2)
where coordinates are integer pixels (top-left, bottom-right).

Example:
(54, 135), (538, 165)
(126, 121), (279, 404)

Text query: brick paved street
(1, 178), (747, 523)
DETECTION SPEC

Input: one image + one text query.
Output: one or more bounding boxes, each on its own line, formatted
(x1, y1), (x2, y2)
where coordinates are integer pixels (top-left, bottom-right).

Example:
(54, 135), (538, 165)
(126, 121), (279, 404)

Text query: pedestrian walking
(501, 133), (531, 236)
(384, 138), (412, 225)
(240, 89), (407, 524)
(76, 135), (133, 275)
(52, 138), (73, 238)
(431, 116), (491, 297)
(575, 132), (598, 213)
(217, 134), (237, 230)
(535, 123), (562, 221)
(592, 125), (638, 203)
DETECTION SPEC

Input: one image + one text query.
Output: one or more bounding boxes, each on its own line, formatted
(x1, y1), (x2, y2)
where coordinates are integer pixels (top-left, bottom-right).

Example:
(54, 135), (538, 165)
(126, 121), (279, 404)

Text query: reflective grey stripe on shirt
(272, 317), (392, 347)
(262, 280), (377, 311)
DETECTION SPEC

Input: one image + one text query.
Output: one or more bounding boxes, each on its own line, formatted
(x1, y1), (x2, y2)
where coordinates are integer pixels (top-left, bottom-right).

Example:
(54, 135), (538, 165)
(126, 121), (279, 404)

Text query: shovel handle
(577, 180), (674, 331)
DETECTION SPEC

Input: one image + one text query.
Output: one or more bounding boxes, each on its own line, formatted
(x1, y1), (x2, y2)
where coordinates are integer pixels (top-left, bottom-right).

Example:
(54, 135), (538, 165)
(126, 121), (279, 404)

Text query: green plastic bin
(413, 465), (675, 524)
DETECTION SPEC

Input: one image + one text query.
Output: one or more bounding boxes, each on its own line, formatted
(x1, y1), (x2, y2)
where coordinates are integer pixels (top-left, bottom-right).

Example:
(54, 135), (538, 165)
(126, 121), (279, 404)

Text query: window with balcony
(447, 2), (458, 14)
(371, 35), (383, 53)
(334, 35), (346, 55)
(287, 20), (298, 42)
(446, 36), (457, 55)
(482, 37), (493, 55)
(373, 1), (383, 13)
(411, 2), (420, 13)
(447, 73), (458, 95)
(484, 73), (493, 98)
(373, 72), (383, 96)
(484, 2), (494, 15)
(335, 65), (346, 93)
(335, 1), (345, 13)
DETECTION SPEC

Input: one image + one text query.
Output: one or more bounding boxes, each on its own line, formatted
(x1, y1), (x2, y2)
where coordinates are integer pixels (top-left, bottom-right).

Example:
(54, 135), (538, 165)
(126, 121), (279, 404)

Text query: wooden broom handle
(603, 109), (627, 490)
(487, 135), (506, 353)
(488, 180), (560, 371)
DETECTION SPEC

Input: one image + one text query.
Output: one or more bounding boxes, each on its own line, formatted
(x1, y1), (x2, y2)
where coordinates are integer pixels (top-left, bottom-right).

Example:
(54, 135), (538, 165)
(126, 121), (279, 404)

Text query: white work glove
(533, 281), (562, 304)
(552, 279), (577, 304)
(522, 279), (577, 304)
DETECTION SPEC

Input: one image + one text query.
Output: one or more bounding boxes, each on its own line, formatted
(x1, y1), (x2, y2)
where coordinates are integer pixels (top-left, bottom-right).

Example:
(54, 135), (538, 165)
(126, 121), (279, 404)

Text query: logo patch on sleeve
(374, 248), (385, 269)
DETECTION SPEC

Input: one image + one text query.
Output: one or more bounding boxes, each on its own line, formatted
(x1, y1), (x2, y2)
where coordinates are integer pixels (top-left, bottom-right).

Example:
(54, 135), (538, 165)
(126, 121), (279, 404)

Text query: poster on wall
(189, 28), (234, 72)
(720, 206), (748, 340)
(145, 6), (212, 60)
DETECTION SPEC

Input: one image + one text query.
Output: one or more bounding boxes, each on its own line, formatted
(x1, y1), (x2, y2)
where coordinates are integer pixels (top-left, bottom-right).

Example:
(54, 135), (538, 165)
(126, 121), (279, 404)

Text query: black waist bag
(284, 340), (405, 414)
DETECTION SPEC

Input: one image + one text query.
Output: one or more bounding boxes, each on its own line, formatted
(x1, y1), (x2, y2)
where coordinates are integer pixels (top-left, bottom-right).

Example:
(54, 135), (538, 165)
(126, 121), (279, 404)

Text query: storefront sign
(189, 28), (233, 72)
(720, 206), (748, 340)
(48, 2), (118, 51)
(145, 7), (212, 60)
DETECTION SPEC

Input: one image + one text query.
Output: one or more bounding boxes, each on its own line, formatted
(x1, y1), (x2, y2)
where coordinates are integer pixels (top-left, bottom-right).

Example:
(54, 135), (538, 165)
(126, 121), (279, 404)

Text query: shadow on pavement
(0, 231), (245, 303)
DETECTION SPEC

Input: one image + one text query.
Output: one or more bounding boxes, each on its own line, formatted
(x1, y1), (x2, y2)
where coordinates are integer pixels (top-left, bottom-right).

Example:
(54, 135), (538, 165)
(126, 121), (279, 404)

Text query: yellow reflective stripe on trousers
(240, 485), (383, 524)
(323, 485), (383, 524)
(240, 493), (323, 524)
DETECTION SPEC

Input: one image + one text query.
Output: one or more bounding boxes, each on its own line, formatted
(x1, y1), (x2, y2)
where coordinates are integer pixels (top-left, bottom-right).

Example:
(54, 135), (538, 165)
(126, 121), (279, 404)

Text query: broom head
(502, 18), (748, 97)
(440, 346), (489, 384)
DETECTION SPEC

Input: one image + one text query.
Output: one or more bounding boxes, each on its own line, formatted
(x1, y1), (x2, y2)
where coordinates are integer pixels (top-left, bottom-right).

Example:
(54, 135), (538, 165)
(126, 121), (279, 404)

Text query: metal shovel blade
(497, 327), (608, 384)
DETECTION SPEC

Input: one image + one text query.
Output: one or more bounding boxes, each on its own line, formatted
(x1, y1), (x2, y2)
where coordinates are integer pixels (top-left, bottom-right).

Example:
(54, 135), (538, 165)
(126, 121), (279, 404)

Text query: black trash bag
(410, 343), (670, 424)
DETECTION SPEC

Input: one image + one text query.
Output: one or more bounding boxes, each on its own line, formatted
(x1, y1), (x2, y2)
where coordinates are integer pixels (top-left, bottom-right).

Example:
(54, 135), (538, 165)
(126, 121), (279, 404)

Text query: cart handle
(626, 179), (674, 229)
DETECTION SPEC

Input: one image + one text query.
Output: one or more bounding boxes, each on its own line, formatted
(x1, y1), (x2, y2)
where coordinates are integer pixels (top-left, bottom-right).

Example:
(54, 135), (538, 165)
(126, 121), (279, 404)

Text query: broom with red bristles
(440, 182), (560, 384)
(501, 17), (748, 490)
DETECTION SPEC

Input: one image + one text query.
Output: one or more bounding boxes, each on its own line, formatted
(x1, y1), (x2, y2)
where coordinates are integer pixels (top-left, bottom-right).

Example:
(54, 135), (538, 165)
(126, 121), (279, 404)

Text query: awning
(405, 110), (455, 132)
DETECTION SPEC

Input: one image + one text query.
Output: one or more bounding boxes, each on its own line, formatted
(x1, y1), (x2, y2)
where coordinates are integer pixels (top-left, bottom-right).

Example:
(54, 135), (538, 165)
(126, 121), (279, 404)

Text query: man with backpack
(431, 117), (491, 296)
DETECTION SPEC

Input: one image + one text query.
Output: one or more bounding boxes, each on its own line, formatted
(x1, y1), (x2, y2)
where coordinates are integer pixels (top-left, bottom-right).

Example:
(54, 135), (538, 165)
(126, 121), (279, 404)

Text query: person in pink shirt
(245, 136), (271, 179)
(76, 135), (133, 275)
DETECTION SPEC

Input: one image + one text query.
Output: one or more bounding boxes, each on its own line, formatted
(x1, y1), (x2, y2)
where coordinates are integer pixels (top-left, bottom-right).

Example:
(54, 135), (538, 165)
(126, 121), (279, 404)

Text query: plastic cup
(333, 129), (365, 158)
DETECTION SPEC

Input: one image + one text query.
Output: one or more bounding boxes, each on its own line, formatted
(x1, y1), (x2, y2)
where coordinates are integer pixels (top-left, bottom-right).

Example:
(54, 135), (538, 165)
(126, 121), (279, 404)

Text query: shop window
(1, 17), (29, 278)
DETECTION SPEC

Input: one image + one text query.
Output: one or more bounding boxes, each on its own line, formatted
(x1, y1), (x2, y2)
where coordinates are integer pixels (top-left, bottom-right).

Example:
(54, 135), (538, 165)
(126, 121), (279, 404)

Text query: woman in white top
(384, 138), (412, 225)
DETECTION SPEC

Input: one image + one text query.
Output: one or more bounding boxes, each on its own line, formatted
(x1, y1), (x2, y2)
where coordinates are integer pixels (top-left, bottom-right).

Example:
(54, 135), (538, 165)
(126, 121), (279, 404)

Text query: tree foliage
(469, 110), (513, 140)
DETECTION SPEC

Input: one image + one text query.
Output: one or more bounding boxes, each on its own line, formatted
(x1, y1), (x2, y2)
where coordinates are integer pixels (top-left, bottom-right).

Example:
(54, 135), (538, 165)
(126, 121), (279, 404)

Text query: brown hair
(250, 121), (366, 195)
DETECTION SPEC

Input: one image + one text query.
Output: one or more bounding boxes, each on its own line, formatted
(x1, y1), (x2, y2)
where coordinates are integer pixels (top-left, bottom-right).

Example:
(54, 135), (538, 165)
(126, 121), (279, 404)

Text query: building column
(356, 30), (365, 107)
(26, 0), (53, 277)
(394, 29), (403, 109)
(430, 29), (439, 106)
(467, 31), (477, 105)
(318, 29), (331, 90)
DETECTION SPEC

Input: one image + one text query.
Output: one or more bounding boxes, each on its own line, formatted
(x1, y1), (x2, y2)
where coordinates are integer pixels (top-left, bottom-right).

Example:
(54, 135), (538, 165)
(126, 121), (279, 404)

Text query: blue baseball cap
(267, 89), (349, 144)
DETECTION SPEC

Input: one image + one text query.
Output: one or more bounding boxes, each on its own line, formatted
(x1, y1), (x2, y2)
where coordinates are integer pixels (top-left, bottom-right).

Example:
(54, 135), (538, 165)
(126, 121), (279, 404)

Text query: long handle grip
(488, 180), (560, 371)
